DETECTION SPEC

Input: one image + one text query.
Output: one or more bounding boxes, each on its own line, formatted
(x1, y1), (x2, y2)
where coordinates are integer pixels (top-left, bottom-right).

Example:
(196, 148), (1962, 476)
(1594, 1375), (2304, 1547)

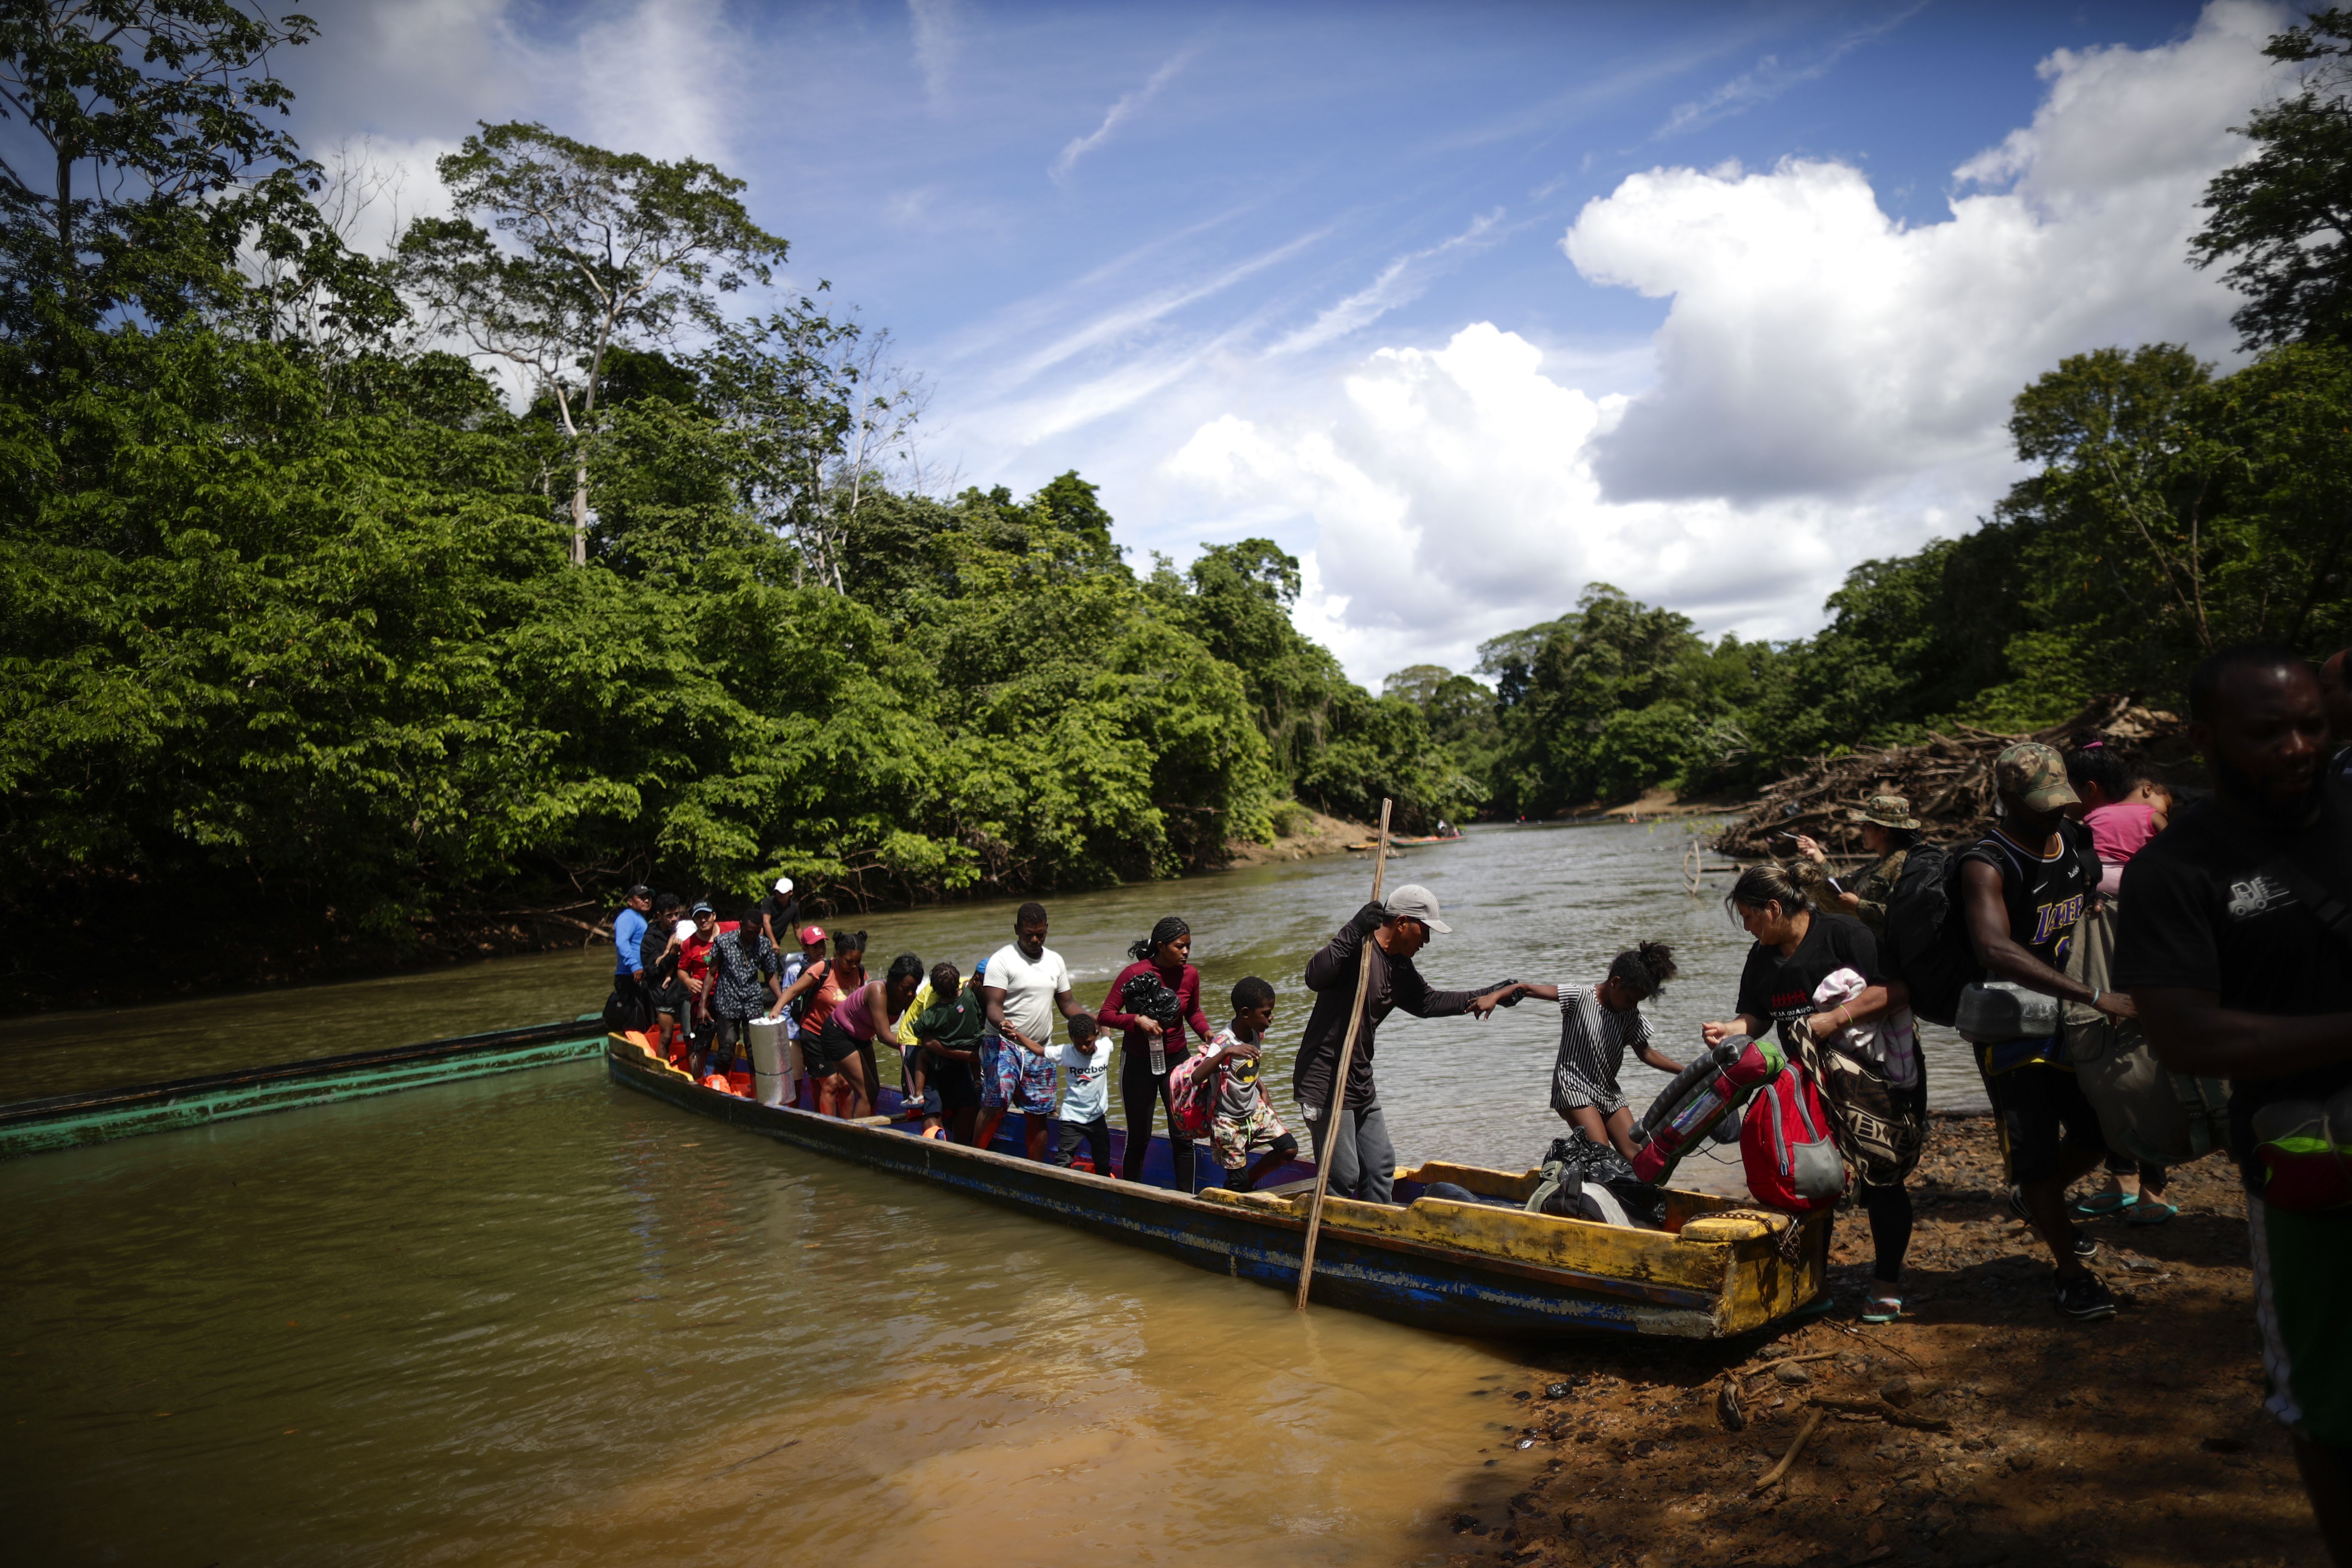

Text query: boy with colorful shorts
(1205, 977), (1299, 1192)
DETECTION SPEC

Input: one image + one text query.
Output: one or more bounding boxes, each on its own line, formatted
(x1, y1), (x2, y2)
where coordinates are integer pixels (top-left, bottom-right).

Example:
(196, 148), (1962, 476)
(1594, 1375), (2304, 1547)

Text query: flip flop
(2126, 1198), (2178, 1225)
(2070, 1192), (2137, 1218)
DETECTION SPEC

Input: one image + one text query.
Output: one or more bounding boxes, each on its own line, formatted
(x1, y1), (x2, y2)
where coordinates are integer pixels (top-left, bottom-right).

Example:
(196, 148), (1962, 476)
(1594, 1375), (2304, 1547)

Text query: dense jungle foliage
(2, 5), (2346, 1002)
(0, 3), (1471, 1000)
(1388, 8), (2352, 820)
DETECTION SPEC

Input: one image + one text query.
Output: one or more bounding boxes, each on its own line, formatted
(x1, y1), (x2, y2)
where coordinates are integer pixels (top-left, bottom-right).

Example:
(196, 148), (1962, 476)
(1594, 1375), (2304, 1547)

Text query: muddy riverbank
(1431, 1118), (2321, 1568)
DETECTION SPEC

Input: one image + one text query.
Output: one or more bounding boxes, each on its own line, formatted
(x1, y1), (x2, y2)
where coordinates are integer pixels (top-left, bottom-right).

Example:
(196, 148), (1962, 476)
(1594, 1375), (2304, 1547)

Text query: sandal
(2070, 1191), (2136, 1218)
(1860, 1292), (1903, 1325)
(2125, 1197), (2178, 1225)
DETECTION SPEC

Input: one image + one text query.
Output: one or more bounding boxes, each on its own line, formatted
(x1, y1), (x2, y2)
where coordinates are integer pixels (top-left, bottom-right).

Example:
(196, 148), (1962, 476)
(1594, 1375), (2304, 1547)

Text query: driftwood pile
(1711, 695), (2192, 859)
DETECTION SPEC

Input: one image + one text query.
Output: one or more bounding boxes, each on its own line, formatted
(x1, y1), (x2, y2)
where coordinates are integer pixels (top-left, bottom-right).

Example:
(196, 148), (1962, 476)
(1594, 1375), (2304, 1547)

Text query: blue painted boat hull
(607, 1039), (1827, 1341)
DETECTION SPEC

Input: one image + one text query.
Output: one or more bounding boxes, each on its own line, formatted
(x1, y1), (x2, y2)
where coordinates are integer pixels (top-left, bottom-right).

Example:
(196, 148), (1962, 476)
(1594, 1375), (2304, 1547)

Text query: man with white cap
(1294, 884), (1519, 1203)
(755, 877), (798, 950)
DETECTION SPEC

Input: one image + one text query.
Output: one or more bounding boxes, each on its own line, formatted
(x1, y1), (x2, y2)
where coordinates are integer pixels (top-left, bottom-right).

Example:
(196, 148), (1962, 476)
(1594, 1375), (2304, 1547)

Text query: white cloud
(1575, 0), (2283, 503)
(1655, 3), (1926, 139)
(1167, 324), (1878, 681)
(1268, 209), (1507, 358)
(1163, 1), (2292, 683)
(907, 0), (959, 107)
(1052, 51), (1194, 183)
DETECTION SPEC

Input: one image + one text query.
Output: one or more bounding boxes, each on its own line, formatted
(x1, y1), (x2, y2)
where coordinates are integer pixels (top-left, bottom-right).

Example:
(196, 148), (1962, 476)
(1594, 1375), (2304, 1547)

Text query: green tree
(0, 0), (328, 334)
(398, 122), (790, 564)
(2193, 7), (2352, 349)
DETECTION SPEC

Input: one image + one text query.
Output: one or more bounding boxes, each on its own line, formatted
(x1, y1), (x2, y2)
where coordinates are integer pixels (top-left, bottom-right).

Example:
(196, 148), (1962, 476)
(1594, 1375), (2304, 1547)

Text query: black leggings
(1859, 1181), (1913, 1286)
(1118, 1043), (1194, 1192)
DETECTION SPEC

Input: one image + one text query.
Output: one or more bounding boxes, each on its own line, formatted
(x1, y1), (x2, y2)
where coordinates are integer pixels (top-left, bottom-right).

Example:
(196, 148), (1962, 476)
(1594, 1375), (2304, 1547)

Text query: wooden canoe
(606, 1034), (1829, 1341)
(0, 1017), (609, 1158)
(1344, 833), (1464, 851)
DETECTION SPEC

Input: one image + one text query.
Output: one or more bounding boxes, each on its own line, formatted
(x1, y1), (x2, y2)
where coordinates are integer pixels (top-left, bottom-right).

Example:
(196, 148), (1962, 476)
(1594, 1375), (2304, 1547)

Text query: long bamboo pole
(1294, 797), (1393, 1311)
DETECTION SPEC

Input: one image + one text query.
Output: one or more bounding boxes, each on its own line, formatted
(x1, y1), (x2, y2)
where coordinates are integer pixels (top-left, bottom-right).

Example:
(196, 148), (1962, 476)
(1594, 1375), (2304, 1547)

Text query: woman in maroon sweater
(1099, 916), (1219, 1190)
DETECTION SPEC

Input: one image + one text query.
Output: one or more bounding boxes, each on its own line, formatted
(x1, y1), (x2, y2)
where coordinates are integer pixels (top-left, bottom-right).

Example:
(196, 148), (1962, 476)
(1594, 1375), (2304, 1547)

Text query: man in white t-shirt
(978, 901), (1086, 1161)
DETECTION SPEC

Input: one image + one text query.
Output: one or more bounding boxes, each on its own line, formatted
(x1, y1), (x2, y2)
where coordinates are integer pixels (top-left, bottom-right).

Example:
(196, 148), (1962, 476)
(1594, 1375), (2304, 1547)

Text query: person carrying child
(910, 959), (989, 1143)
(1205, 976), (1300, 1191)
(1512, 943), (1685, 1161)
(1051, 1012), (1114, 1173)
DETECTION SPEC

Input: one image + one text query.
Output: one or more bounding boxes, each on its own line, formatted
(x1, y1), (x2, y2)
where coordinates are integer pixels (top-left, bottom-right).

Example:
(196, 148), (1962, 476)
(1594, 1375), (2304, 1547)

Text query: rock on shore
(1427, 1117), (2322, 1568)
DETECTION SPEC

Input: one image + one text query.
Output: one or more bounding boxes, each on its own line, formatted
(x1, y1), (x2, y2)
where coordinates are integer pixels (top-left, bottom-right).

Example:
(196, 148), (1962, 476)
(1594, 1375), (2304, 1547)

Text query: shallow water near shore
(1, 822), (1987, 1563)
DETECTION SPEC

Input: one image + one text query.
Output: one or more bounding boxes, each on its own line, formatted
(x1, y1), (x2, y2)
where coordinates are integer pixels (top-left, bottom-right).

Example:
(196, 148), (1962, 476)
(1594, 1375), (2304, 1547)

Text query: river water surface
(1, 822), (1981, 1564)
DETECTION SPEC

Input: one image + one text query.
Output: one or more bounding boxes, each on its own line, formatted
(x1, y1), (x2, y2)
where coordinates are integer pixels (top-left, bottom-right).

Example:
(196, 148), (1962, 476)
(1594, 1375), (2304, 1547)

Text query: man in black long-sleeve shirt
(1294, 884), (1517, 1202)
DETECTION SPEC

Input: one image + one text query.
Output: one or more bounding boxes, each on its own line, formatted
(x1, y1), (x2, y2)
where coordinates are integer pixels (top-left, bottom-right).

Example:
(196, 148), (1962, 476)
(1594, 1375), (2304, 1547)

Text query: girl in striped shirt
(1513, 942), (1684, 1160)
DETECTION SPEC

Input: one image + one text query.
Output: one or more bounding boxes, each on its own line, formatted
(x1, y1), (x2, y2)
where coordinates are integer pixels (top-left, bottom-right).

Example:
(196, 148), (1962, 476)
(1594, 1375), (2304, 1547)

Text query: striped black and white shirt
(1550, 984), (1650, 1116)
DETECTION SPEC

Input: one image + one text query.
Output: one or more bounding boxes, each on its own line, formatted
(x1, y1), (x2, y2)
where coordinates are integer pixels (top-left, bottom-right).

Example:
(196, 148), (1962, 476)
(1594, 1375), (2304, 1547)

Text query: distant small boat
(606, 1034), (1828, 1341)
(1344, 833), (1465, 851)
(0, 1018), (608, 1158)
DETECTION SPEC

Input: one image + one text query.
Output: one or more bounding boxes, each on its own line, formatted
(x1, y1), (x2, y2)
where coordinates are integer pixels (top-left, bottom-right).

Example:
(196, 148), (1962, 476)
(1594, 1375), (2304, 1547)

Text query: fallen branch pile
(1712, 694), (2191, 859)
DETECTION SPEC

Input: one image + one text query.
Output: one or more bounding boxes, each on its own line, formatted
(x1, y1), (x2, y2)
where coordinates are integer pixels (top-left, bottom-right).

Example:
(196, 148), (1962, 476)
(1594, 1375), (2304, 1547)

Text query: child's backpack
(1165, 1050), (1219, 1140)
(1741, 1062), (1847, 1214)
(1880, 842), (1980, 1026)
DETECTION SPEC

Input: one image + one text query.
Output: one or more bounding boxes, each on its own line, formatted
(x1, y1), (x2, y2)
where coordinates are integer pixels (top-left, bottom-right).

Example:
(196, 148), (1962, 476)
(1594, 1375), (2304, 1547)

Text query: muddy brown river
(0, 822), (1982, 1563)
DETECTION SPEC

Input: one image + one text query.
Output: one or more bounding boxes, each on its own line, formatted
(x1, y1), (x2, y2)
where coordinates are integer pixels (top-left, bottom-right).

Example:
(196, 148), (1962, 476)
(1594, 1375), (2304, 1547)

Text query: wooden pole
(1294, 797), (1393, 1311)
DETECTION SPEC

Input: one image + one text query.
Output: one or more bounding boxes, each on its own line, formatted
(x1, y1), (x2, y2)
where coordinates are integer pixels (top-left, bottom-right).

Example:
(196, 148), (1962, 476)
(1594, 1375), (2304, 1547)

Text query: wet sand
(1431, 1118), (2324, 1568)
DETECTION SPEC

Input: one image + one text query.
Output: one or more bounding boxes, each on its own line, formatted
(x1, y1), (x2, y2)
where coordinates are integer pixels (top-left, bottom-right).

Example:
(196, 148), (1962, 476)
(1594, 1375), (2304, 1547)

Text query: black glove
(1346, 901), (1388, 939)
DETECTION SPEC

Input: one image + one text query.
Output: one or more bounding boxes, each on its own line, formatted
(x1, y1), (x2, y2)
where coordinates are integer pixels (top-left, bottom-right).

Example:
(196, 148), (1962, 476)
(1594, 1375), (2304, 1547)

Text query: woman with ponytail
(1704, 864), (1914, 1323)
(1099, 916), (1219, 1189)
(1512, 942), (1687, 1160)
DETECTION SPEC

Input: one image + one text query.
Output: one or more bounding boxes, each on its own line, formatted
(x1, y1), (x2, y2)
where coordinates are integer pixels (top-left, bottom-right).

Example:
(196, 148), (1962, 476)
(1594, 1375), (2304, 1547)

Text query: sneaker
(2012, 1186), (2098, 1258)
(2054, 1270), (2116, 1321)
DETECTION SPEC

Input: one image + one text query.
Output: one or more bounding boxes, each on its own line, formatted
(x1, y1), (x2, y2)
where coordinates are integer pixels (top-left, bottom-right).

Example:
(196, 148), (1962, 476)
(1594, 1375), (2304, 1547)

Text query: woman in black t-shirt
(1702, 863), (1915, 1321)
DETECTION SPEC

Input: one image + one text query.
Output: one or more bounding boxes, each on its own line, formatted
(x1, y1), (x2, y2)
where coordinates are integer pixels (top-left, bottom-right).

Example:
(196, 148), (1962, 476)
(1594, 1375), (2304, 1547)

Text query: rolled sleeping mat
(748, 1016), (787, 1108)
(1630, 1035), (1786, 1186)
(1636, 1040), (1742, 1142)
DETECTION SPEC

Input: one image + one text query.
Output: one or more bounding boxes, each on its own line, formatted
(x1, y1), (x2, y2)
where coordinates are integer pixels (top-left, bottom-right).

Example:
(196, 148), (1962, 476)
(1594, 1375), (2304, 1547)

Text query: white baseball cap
(773, 877), (794, 896)
(1383, 884), (1452, 934)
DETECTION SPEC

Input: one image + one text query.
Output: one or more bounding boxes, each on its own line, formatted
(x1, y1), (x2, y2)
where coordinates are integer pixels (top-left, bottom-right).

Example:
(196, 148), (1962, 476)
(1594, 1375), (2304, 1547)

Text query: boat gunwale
(602, 1037), (1798, 1315)
(0, 1017), (602, 1125)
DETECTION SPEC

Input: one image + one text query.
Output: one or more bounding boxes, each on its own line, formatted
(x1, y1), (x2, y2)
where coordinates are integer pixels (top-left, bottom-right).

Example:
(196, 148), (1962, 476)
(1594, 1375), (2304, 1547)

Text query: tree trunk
(570, 460), (589, 566)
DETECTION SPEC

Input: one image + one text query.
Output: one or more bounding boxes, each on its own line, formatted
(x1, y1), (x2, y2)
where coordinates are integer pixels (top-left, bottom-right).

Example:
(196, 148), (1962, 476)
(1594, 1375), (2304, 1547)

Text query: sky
(270, 0), (2291, 688)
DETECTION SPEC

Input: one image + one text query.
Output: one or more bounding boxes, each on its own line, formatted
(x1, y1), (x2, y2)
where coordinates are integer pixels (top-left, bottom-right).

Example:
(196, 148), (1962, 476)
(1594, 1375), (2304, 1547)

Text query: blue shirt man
(613, 885), (653, 979)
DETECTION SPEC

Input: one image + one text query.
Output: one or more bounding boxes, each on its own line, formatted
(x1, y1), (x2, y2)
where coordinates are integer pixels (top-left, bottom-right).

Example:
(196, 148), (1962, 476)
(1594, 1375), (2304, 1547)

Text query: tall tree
(2193, 7), (2352, 348)
(0, 0), (322, 335)
(398, 122), (790, 564)
(697, 295), (859, 588)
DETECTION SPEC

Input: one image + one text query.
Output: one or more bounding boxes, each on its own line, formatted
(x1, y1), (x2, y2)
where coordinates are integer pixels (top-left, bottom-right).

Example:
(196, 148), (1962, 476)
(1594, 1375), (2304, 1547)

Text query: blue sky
(283, 0), (2282, 685)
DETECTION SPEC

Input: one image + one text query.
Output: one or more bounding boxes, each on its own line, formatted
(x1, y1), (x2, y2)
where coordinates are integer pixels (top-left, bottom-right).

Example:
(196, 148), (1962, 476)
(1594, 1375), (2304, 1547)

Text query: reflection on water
(2, 1066), (1523, 1565)
(0, 822), (1983, 1562)
(2, 822), (1986, 1146)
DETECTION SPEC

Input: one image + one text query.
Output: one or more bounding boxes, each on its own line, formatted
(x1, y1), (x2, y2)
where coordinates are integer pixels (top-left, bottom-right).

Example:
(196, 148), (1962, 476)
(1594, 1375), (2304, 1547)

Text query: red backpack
(1741, 1063), (1847, 1214)
(1166, 1050), (1219, 1140)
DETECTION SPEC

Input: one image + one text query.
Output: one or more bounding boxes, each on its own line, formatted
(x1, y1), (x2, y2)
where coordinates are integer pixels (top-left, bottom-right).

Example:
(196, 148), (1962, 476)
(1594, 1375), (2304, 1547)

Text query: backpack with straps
(1741, 1060), (1847, 1214)
(1795, 1029), (1924, 1187)
(787, 958), (832, 1026)
(1165, 1050), (1219, 1140)
(1880, 842), (1978, 1026)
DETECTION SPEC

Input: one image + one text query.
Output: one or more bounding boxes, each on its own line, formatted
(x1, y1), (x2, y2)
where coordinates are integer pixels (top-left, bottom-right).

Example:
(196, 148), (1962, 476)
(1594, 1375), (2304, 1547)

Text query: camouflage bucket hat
(1844, 793), (1921, 830)
(1994, 741), (2079, 812)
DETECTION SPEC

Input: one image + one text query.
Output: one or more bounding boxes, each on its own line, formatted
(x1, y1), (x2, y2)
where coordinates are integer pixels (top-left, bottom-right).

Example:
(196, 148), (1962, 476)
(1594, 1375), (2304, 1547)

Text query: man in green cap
(1960, 741), (2140, 1320)
(1792, 793), (1922, 938)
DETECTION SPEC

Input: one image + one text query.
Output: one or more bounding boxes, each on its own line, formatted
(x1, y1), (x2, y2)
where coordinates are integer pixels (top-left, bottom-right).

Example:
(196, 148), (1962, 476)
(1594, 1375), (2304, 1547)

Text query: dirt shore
(1220, 806), (1370, 866)
(1423, 1116), (2324, 1568)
